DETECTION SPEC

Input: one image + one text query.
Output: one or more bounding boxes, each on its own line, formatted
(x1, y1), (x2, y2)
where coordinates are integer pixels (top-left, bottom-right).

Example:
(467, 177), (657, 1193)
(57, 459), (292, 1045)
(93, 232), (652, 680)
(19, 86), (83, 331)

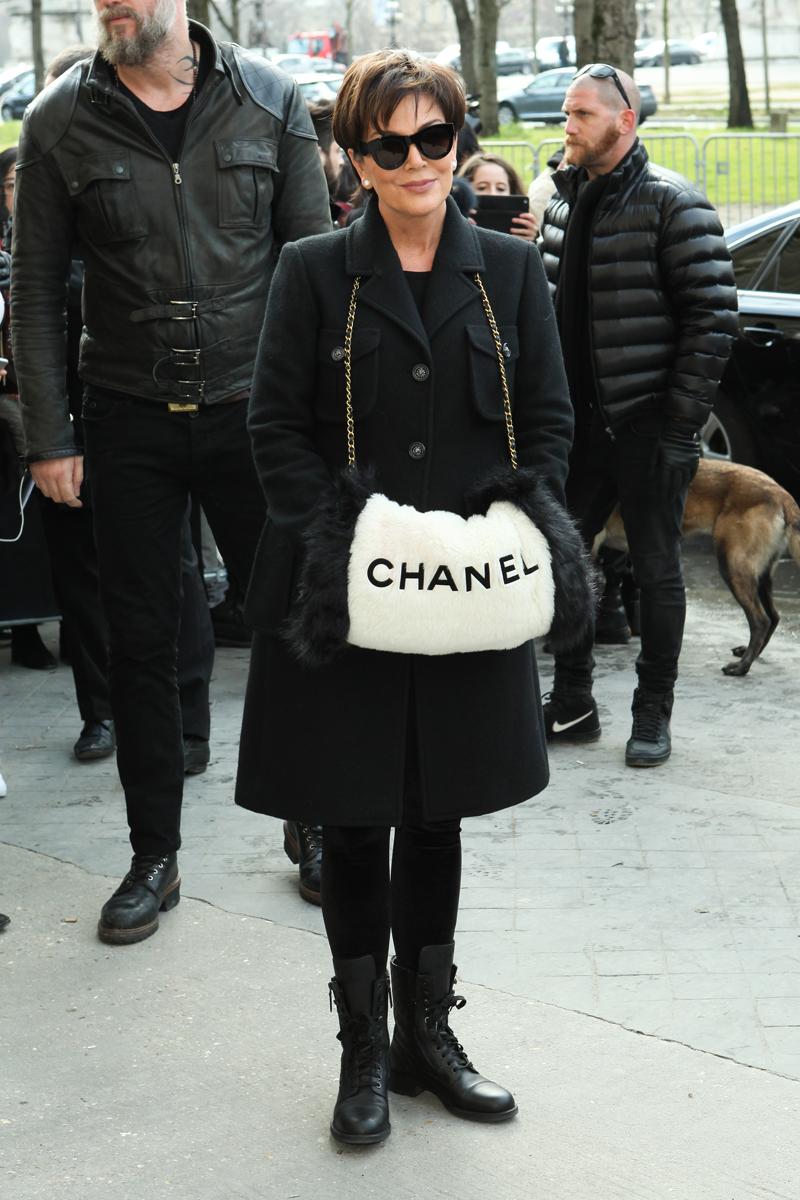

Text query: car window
(730, 228), (783, 289)
(774, 225), (800, 294)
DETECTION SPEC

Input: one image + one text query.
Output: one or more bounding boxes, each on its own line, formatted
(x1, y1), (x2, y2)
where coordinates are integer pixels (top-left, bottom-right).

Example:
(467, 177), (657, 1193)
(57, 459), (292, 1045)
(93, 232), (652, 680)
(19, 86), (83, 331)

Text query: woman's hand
(509, 211), (540, 241)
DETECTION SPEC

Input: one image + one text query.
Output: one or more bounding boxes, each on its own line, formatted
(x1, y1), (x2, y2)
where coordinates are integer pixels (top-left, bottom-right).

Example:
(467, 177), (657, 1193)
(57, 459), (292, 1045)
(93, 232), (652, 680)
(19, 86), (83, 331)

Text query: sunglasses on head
(573, 63), (632, 110)
(357, 122), (456, 171)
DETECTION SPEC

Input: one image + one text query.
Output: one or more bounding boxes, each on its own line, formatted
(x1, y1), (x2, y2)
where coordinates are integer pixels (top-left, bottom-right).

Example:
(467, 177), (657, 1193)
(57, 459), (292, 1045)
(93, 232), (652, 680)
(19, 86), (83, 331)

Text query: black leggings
(321, 820), (462, 975)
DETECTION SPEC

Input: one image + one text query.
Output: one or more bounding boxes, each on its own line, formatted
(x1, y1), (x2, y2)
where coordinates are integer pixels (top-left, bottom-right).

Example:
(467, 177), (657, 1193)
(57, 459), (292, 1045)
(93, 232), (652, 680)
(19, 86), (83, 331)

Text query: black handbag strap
(343, 273), (517, 471)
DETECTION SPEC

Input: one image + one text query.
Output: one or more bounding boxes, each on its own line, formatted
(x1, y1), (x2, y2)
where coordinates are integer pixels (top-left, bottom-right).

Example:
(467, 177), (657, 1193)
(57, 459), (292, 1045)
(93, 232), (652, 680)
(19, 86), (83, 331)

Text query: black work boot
(389, 943), (518, 1123)
(542, 692), (601, 743)
(625, 687), (673, 767)
(97, 853), (180, 945)
(328, 955), (391, 1145)
(73, 720), (116, 762)
(283, 821), (322, 906)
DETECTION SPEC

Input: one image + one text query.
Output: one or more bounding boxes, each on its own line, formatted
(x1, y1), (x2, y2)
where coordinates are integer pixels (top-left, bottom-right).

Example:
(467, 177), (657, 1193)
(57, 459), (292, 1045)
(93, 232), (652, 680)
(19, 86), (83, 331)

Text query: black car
(704, 201), (800, 499)
(497, 68), (657, 126)
(1, 69), (35, 121)
(634, 39), (702, 67)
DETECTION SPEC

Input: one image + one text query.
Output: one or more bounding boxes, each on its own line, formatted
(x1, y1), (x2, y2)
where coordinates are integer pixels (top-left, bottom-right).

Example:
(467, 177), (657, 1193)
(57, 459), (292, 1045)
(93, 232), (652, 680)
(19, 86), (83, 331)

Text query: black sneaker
(625, 688), (673, 767)
(542, 693), (601, 743)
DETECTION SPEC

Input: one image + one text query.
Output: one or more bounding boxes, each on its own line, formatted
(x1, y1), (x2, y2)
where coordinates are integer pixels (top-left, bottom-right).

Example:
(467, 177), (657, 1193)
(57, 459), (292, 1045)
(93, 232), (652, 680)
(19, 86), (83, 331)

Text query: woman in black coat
(236, 50), (578, 1145)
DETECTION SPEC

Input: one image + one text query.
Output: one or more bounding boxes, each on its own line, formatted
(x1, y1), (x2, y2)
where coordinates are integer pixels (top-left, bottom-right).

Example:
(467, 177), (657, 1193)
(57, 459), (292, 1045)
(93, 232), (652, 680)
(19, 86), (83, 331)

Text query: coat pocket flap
(317, 327), (381, 365)
(466, 323), (520, 360)
(67, 152), (132, 194)
(215, 138), (279, 171)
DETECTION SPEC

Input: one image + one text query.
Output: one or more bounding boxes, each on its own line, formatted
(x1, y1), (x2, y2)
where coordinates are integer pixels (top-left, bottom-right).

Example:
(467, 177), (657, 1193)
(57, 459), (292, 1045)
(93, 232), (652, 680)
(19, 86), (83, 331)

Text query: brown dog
(604, 459), (800, 676)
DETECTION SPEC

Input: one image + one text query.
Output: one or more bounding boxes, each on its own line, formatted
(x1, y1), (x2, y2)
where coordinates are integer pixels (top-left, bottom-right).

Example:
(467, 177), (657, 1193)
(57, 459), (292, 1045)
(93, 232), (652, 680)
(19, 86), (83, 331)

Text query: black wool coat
(235, 196), (575, 826)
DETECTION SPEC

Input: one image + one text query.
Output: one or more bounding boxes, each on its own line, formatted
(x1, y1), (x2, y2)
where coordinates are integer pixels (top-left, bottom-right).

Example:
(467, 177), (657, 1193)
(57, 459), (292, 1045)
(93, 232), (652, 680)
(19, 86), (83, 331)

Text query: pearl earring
(363, 178), (371, 188)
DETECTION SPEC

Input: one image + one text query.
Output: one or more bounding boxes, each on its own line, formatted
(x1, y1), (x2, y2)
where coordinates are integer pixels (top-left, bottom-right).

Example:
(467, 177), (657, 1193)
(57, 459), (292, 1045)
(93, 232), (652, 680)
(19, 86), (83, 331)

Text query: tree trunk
(187, 0), (211, 28)
(448, 0), (479, 95)
(720, 0), (753, 128)
(476, 0), (499, 134)
(31, 0), (45, 93)
(574, 0), (636, 75)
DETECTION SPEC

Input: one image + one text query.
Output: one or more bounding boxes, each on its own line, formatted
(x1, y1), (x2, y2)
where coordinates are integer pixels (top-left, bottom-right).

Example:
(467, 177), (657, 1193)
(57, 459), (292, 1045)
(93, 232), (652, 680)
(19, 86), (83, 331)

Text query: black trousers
(555, 417), (690, 697)
(81, 394), (265, 856)
(41, 497), (214, 735)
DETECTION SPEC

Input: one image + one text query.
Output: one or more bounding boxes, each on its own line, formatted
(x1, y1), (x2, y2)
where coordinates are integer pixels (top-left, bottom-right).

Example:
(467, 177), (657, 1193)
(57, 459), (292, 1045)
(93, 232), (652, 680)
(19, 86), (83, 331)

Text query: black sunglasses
(573, 63), (632, 110)
(357, 122), (456, 171)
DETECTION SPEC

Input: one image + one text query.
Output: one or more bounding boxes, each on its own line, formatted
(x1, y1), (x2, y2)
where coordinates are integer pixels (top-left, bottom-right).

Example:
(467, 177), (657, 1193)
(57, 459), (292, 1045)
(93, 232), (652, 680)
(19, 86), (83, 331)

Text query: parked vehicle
(703, 201), (800, 500)
(497, 68), (657, 126)
(435, 42), (535, 77)
(634, 39), (702, 67)
(0, 69), (35, 121)
(287, 25), (348, 65)
(0, 62), (32, 100)
(535, 36), (576, 69)
(292, 73), (342, 101)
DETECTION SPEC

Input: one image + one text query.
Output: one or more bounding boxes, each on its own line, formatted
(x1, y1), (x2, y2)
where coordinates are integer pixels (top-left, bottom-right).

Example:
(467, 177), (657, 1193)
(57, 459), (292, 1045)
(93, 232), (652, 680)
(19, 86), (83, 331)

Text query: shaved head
(576, 68), (641, 123)
(562, 65), (640, 179)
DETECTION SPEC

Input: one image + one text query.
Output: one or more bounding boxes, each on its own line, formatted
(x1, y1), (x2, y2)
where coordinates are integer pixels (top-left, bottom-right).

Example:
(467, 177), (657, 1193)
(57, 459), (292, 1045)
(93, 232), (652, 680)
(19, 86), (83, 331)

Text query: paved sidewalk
(2, 541), (800, 1194)
(3, 842), (799, 1200)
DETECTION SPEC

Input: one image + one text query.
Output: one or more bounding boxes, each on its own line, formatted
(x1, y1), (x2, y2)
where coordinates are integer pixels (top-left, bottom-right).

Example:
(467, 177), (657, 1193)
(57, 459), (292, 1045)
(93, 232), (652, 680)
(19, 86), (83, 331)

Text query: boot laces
(631, 698), (666, 742)
(426, 990), (474, 1072)
(337, 1013), (384, 1090)
(298, 823), (323, 853)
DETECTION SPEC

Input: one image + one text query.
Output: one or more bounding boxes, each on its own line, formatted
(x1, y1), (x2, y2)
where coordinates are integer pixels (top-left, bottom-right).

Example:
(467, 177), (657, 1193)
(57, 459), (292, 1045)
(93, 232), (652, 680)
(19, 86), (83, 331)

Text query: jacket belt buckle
(167, 402), (200, 413)
(169, 300), (199, 320)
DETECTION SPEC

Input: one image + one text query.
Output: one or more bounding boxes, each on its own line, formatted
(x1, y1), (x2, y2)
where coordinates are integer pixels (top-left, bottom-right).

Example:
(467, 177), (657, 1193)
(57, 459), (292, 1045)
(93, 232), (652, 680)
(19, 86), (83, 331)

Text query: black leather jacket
(540, 141), (739, 431)
(11, 23), (332, 462)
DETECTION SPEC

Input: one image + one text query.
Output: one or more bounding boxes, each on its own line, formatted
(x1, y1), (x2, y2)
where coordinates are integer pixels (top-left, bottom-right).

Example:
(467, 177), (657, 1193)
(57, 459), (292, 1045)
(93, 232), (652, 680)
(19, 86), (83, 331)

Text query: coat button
(114, 163), (125, 175)
(408, 442), (426, 460)
(412, 363), (430, 382)
(330, 346), (345, 362)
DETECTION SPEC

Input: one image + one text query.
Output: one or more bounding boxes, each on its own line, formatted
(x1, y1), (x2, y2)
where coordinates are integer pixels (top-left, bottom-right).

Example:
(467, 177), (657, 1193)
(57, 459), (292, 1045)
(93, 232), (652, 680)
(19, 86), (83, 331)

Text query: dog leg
(717, 556), (772, 676)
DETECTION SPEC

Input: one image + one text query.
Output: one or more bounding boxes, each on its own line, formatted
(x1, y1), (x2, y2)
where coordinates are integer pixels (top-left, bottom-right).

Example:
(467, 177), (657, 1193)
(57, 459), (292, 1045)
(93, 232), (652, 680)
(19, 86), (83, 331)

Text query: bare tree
(476, 0), (500, 133)
(573, 0), (636, 74)
(719, 0), (753, 128)
(446, 0), (479, 95)
(186, 0), (211, 27)
(31, 0), (45, 92)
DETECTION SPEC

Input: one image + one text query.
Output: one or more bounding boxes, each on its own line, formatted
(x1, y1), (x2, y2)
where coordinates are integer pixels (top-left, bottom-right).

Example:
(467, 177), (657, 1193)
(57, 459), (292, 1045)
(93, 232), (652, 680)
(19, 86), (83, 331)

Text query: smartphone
(474, 194), (529, 234)
(0, 357), (8, 370)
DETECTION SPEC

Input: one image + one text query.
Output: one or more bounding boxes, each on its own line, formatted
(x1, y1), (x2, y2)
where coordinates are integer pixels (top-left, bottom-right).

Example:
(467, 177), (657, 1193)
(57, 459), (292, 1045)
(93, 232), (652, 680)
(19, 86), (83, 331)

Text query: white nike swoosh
(552, 712), (593, 733)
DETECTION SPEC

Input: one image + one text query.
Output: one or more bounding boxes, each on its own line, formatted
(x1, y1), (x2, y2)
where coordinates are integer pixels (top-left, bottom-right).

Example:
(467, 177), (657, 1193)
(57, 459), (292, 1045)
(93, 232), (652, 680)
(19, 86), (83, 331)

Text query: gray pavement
(2, 538), (800, 1195)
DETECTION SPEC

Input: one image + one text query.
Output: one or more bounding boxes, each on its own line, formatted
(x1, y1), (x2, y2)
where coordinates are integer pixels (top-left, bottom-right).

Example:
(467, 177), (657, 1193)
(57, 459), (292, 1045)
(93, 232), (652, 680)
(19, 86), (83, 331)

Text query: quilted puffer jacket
(540, 141), (739, 431)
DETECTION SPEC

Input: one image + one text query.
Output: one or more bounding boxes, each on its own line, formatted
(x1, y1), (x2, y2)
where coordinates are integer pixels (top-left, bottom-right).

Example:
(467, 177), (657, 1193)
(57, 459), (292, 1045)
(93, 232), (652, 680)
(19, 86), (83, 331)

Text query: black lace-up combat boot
(283, 822), (323, 905)
(389, 943), (517, 1123)
(97, 852), (180, 945)
(328, 955), (391, 1145)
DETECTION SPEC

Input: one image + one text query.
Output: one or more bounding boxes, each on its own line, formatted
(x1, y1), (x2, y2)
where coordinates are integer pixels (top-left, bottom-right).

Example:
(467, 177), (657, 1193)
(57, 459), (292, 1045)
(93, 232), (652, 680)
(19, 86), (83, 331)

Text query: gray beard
(97, 0), (176, 67)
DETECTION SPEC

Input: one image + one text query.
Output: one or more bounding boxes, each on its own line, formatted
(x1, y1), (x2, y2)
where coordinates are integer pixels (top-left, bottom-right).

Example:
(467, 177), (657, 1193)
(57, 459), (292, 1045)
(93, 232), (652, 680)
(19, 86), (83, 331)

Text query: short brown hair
(333, 49), (465, 152)
(458, 152), (525, 195)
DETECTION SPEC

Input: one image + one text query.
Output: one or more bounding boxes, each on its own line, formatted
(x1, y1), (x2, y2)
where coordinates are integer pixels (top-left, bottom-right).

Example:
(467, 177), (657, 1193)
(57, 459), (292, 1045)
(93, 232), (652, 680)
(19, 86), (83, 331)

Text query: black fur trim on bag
(466, 466), (597, 653)
(283, 467), (374, 667)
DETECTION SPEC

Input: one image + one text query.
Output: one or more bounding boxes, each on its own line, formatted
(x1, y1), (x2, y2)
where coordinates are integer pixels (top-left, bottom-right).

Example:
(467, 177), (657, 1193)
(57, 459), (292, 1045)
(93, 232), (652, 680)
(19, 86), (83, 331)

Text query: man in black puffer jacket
(539, 63), (738, 767)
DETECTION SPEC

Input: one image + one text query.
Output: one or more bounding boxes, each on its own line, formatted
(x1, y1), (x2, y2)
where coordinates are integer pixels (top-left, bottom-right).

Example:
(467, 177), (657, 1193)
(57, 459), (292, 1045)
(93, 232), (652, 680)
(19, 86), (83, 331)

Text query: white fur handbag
(341, 276), (574, 656)
(284, 274), (593, 666)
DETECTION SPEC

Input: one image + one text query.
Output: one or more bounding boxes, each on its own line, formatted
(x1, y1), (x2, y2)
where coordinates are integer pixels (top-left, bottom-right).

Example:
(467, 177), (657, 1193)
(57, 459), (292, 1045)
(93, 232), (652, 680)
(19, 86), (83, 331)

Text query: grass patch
(0, 121), (22, 151)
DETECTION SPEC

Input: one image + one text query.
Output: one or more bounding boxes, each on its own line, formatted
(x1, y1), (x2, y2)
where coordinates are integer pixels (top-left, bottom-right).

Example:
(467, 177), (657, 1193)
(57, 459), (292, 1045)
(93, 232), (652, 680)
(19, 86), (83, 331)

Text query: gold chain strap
(343, 272), (517, 471)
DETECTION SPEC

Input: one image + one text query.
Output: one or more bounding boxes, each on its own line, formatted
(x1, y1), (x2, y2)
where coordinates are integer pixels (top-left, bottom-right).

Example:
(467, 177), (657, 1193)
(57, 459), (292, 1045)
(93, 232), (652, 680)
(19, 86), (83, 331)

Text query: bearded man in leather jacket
(539, 64), (738, 767)
(11, 0), (332, 944)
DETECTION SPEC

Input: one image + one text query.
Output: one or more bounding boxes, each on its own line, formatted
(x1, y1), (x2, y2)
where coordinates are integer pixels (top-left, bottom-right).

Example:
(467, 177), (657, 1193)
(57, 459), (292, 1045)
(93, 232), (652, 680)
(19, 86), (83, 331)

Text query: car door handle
(742, 325), (784, 348)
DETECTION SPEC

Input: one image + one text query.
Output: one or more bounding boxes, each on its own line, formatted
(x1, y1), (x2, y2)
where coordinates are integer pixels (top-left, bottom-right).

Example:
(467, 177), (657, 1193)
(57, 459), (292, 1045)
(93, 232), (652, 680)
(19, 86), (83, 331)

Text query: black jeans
(41, 496), (213, 734)
(554, 417), (689, 697)
(82, 393), (265, 856)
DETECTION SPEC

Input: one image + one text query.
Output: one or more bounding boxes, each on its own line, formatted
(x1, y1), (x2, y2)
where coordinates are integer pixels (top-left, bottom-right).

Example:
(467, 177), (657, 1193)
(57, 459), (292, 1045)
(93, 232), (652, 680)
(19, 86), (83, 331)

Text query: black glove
(657, 420), (700, 498)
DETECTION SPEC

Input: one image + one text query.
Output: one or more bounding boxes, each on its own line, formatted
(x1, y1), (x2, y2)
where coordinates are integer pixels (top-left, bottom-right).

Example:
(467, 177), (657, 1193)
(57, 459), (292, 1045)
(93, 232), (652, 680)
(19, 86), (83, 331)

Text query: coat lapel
(344, 196), (485, 348)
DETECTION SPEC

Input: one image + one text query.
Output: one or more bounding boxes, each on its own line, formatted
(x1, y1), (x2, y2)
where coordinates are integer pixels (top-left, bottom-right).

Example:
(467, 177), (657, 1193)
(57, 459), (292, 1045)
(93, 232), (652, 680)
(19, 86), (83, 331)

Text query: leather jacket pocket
(67, 153), (146, 245)
(466, 323), (519, 421)
(314, 328), (380, 424)
(215, 138), (278, 228)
